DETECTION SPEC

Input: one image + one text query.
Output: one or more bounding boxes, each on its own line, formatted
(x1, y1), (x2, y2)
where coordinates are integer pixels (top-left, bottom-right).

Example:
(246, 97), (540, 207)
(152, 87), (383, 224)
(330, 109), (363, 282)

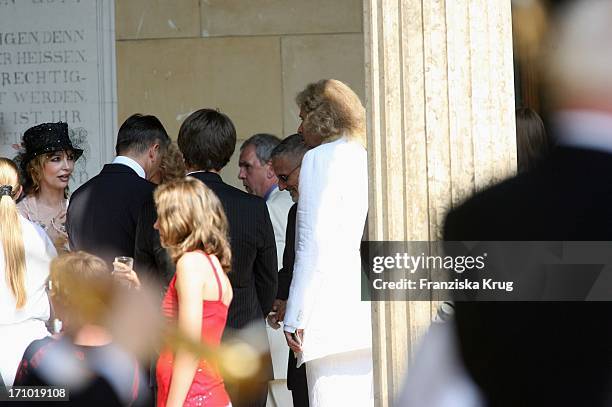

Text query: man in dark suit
(444, 2), (612, 405)
(67, 114), (170, 282)
(269, 134), (310, 407)
(134, 199), (176, 288)
(177, 108), (277, 407)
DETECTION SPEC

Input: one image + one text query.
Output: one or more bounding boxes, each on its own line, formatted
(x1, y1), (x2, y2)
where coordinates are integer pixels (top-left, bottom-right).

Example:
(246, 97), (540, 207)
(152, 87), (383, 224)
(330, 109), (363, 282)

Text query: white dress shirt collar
(555, 110), (612, 154)
(264, 184), (278, 201)
(186, 170), (207, 176)
(112, 156), (146, 179)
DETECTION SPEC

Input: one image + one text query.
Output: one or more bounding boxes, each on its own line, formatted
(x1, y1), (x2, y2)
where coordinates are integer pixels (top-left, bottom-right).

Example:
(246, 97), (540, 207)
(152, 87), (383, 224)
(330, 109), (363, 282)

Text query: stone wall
(115, 0), (365, 187)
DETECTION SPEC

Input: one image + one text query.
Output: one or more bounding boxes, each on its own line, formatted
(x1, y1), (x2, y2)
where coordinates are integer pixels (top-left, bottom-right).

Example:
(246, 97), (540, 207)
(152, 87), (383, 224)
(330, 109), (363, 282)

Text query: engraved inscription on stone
(0, 0), (116, 186)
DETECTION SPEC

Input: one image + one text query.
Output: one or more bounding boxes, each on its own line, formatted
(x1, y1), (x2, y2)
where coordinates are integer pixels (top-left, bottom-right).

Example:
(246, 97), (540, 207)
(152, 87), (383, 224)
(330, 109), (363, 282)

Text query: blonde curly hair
(154, 177), (231, 272)
(158, 142), (186, 183)
(296, 79), (366, 147)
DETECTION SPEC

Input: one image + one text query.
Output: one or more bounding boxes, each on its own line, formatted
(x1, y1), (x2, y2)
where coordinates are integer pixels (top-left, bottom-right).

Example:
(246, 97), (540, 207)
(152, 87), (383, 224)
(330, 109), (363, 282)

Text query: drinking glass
(113, 256), (134, 288)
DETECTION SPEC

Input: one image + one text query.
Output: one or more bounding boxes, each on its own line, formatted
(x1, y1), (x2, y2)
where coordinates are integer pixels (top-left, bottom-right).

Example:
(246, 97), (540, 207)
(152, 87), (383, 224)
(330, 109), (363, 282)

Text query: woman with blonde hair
(0, 157), (56, 386)
(15, 122), (83, 253)
(149, 141), (186, 185)
(283, 79), (373, 406)
(155, 177), (233, 407)
(295, 78), (366, 148)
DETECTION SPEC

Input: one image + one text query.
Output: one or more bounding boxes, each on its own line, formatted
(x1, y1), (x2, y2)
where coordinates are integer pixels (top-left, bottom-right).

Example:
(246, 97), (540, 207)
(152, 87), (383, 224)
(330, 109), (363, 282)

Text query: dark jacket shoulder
(72, 164), (154, 197)
(189, 172), (267, 208)
(445, 146), (612, 241)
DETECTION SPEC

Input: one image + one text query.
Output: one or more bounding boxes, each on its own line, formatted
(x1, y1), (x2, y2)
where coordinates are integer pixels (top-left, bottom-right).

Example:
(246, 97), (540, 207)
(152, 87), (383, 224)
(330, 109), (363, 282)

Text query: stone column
(363, 0), (516, 405)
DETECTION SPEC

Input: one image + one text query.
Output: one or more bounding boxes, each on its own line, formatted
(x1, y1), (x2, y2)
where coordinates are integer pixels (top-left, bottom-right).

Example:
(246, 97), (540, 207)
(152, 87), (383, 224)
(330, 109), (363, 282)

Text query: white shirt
(265, 185), (294, 270)
(0, 215), (56, 385)
(555, 110), (612, 153)
(112, 156), (146, 179)
(396, 321), (483, 407)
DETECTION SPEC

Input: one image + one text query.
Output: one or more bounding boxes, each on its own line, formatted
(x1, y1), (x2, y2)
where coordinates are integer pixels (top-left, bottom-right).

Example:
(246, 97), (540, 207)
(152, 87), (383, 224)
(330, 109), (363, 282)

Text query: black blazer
(276, 204), (308, 398)
(444, 146), (612, 407)
(190, 172), (278, 329)
(134, 200), (175, 288)
(277, 203), (297, 301)
(67, 164), (155, 270)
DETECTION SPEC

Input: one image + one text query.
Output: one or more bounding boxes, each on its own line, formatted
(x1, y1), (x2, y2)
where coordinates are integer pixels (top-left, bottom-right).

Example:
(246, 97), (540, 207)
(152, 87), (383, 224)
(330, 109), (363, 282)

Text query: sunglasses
(278, 164), (301, 183)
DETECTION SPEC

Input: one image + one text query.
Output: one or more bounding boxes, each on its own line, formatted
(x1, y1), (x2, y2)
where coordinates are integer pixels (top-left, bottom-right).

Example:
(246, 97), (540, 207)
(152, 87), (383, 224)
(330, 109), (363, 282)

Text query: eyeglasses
(277, 164), (301, 183)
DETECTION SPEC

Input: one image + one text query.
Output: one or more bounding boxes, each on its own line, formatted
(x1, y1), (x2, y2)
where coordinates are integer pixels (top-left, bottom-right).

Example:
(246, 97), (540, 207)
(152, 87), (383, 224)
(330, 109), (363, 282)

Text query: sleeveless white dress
(0, 215), (56, 385)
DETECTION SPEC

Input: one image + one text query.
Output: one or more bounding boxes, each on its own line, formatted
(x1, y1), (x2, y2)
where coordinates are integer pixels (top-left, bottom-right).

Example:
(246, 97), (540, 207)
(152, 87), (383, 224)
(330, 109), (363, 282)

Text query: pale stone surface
(446, 1), (475, 207)
(116, 37), (283, 147)
(115, 0), (200, 40)
(219, 146), (243, 191)
(200, 0), (362, 37)
(0, 0), (116, 188)
(281, 34), (365, 136)
(364, 3), (432, 404)
(364, 0), (516, 405)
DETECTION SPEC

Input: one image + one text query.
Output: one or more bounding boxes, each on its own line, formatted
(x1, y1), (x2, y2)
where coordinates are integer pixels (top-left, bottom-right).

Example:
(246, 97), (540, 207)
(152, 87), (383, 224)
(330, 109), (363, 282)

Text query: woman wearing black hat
(15, 122), (83, 253)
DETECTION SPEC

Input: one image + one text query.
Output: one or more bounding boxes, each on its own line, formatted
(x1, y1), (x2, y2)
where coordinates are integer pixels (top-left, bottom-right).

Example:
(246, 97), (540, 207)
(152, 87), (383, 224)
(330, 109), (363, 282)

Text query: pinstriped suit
(189, 171), (278, 327)
(189, 171), (277, 407)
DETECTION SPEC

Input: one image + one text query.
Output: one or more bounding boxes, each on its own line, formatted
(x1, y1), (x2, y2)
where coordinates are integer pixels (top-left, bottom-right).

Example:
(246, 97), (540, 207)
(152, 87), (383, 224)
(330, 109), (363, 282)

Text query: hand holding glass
(113, 256), (135, 288)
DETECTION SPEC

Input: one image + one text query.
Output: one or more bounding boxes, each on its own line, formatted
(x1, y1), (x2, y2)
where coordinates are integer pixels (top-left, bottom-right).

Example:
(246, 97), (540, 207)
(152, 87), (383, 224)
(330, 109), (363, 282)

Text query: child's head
(49, 251), (114, 330)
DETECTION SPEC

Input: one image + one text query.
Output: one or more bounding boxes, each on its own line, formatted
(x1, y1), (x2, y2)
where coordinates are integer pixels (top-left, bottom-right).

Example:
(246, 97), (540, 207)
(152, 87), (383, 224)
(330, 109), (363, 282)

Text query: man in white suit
(239, 133), (294, 267)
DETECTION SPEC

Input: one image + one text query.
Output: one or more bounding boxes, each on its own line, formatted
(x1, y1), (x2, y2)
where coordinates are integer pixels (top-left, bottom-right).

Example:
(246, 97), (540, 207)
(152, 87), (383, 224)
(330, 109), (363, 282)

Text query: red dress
(156, 254), (231, 407)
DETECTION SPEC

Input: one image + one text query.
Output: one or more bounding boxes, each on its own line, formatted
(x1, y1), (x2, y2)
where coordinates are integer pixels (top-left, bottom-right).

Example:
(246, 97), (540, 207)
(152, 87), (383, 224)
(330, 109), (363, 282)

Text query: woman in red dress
(154, 177), (233, 407)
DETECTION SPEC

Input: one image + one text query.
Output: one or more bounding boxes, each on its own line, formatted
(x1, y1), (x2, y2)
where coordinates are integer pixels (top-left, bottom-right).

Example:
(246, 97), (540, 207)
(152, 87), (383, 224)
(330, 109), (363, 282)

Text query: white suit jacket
(284, 136), (371, 365)
(266, 186), (294, 270)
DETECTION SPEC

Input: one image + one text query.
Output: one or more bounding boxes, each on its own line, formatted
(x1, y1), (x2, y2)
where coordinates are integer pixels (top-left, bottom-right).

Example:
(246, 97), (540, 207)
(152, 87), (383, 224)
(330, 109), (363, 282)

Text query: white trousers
(305, 348), (373, 407)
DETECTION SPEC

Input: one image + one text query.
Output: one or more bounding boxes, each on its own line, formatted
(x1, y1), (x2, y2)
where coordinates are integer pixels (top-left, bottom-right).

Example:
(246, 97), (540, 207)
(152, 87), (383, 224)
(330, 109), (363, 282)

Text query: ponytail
(0, 158), (26, 308)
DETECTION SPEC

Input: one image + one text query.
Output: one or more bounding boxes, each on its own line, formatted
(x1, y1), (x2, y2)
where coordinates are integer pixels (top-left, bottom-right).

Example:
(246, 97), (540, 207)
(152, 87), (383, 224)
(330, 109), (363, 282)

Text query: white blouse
(0, 215), (56, 385)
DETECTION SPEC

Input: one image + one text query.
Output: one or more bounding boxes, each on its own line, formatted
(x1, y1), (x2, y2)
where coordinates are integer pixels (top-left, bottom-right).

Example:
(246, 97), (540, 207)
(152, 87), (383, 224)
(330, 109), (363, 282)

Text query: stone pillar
(363, 0), (516, 405)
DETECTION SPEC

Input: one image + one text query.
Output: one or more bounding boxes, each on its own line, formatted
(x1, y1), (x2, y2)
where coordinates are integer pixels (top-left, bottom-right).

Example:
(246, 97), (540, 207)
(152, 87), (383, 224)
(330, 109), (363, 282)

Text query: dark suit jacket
(134, 200), (175, 288)
(190, 172), (278, 328)
(444, 146), (612, 407)
(277, 204), (308, 400)
(277, 204), (297, 301)
(67, 164), (155, 271)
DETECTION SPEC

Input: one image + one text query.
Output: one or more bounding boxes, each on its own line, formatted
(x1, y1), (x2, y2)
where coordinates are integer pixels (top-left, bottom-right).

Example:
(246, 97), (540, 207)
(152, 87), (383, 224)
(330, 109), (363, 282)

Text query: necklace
(20, 195), (68, 234)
